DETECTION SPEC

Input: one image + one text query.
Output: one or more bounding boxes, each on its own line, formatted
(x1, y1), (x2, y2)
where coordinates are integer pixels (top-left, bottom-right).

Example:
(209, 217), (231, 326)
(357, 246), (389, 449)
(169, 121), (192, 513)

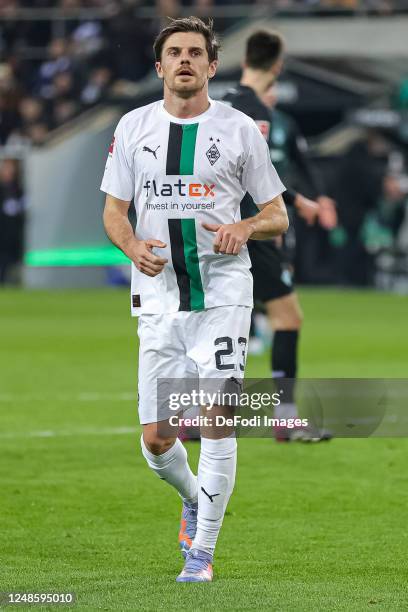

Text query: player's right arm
(103, 194), (168, 277)
(101, 118), (168, 277)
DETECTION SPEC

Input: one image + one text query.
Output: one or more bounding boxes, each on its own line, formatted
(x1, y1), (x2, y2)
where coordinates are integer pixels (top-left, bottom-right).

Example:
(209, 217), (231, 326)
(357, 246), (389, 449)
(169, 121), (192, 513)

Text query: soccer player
(223, 31), (337, 441)
(101, 17), (288, 582)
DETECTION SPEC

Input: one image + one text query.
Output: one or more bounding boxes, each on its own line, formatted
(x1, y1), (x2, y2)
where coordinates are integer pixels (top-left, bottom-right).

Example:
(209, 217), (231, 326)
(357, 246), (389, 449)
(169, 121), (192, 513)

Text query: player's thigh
(187, 305), (251, 439)
(137, 313), (195, 426)
(187, 305), (252, 380)
(265, 292), (303, 330)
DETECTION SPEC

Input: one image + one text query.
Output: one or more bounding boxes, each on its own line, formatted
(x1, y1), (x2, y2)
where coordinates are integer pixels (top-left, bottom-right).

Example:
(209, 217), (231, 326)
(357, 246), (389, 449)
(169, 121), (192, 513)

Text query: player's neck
(240, 70), (271, 100)
(163, 86), (211, 119)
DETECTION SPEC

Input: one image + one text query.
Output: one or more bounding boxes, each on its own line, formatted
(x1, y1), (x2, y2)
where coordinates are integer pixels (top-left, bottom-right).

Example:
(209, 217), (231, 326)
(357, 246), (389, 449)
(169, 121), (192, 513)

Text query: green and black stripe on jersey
(168, 218), (204, 311)
(166, 122), (204, 311)
(166, 123), (198, 175)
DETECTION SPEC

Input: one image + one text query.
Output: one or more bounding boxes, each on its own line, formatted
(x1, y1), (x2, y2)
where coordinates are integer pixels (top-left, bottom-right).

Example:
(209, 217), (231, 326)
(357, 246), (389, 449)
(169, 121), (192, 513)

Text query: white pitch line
(0, 426), (138, 440)
(0, 392), (137, 403)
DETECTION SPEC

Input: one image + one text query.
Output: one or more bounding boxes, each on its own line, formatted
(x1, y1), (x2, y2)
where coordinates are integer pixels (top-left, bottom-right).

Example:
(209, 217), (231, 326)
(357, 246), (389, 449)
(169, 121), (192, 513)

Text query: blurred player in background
(0, 159), (25, 284)
(101, 17), (288, 582)
(223, 31), (337, 441)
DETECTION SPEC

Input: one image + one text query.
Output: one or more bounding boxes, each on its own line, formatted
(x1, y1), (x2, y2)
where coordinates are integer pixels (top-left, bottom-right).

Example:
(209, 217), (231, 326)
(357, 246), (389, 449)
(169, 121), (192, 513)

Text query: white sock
(141, 435), (197, 503)
(192, 435), (237, 556)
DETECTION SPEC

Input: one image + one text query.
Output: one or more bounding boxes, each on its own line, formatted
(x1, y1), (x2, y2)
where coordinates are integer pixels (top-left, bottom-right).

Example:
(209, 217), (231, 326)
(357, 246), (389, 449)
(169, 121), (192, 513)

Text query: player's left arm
(240, 193), (289, 240)
(202, 194), (288, 255)
(203, 121), (289, 255)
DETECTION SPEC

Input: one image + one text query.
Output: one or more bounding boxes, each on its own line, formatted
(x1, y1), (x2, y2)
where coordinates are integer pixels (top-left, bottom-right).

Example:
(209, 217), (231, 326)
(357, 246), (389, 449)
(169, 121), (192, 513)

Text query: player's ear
(272, 56), (284, 78)
(208, 60), (218, 79)
(155, 61), (164, 79)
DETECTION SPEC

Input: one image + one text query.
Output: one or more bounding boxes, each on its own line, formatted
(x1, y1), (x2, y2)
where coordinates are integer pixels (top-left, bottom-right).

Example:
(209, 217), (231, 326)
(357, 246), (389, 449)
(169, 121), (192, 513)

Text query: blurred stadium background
(1, 1), (408, 608)
(1, 0), (408, 287)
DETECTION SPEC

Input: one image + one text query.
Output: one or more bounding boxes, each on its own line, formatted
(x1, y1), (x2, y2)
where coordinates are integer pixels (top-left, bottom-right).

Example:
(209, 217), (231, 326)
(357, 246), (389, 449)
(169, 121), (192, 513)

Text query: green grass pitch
(1, 288), (408, 610)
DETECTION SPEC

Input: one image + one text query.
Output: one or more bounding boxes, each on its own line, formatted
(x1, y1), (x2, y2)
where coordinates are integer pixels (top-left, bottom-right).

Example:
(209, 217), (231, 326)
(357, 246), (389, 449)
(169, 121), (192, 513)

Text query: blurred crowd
(0, 158), (24, 283)
(329, 134), (408, 287)
(0, 0), (407, 285)
(0, 0), (406, 146)
(295, 131), (408, 287)
(0, 2), (158, 146)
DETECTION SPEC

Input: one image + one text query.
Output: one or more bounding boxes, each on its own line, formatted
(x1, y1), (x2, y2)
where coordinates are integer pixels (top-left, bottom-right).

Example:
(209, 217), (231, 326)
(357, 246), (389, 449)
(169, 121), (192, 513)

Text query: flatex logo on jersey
(143, 122), (218, 211)
(143, 179), (216, 212)
(144, 179), (215, 198)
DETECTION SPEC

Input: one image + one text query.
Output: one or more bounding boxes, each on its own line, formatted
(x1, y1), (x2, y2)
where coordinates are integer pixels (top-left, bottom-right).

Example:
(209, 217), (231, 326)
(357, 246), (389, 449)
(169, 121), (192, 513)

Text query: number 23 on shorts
(214, 336), (247, 371)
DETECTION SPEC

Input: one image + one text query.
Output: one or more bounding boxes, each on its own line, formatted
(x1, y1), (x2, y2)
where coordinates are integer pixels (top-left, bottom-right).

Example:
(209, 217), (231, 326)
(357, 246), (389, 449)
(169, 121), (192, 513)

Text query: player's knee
(142, 431), (175, 455)
(289, 308), (303, 329)
(283, 300), (304, 329)
(271, 310), (303, 330)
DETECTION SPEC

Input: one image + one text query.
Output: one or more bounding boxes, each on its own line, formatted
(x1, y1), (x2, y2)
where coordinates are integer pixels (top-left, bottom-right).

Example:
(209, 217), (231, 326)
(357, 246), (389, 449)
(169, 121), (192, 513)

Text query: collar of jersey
(159, 98), (216, 124)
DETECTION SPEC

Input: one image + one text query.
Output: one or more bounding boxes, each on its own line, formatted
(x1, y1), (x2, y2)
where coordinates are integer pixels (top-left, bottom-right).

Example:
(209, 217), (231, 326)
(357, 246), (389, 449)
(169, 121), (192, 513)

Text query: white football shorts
(137, 305), (252, 424)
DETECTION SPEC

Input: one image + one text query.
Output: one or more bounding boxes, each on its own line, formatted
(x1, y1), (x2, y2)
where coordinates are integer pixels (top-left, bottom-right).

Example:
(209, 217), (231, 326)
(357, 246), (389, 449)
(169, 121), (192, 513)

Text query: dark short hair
(245, 30), (284, 70)
(153, 16), (220, 63)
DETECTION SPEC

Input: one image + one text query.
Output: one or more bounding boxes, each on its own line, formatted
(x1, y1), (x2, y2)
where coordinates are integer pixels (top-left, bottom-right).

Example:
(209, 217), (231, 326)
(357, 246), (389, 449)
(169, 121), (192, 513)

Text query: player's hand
(273, 236), (283, 249)
(317, 196), (337, 230)
(132, 239), (168, 277)
(202, 220), (253, 255)
(294, 193), (319, 225)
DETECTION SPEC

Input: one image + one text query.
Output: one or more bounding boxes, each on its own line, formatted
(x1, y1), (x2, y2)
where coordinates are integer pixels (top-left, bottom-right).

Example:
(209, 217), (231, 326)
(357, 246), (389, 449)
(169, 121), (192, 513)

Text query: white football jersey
(101, 99), (285, 315)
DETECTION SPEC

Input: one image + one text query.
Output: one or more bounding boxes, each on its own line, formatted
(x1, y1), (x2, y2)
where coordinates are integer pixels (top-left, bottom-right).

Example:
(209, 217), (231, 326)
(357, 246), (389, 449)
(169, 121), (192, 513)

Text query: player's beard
(165, 74), (208, 99)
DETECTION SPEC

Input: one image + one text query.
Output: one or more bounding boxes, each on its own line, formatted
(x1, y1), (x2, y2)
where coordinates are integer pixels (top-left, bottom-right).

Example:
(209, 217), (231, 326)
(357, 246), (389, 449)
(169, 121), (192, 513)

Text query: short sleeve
(100, 118), (134, 201)
(240, 122), (285, 207)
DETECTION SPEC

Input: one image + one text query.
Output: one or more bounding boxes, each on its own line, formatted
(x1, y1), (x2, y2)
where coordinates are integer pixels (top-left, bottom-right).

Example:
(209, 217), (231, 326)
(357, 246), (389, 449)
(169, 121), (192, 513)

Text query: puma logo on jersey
(143, 145), (160, 159)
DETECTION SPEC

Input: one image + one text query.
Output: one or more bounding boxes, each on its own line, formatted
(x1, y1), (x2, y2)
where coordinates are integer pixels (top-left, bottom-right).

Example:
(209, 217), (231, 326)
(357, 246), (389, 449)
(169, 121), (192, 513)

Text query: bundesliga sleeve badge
(108, 136), (115, 157)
